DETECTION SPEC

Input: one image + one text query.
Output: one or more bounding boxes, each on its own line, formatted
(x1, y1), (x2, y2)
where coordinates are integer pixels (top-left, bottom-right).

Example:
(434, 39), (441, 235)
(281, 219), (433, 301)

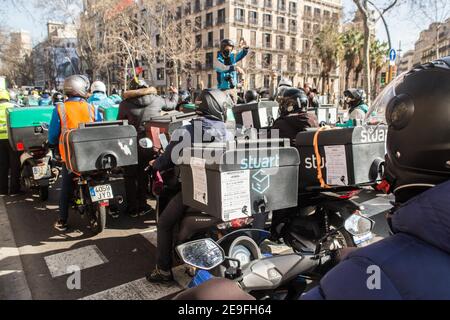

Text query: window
(324, 10), (331, 19)
(304, 22), (311, 33)
(263, 33), (271, 48)
(156, 34), (161, 46)
(207, 31), (213, 47)
(263, 14), (272, 27)
(157, 68), (165, 80)
(195, 16), (202, 29)
(208, 74), (212, 88)
(185, 3), (191, 15)
(264, 0), (272, 9)
(176, 6), (182, 19)
(247, 52), (256, 67)
(288, 58), (296, 70)
(219, 29), (225, 41)
(313, 23), (320, 33)
(303, 39), (310, 52)
(264, 75), (270, 88)
(277, 16), (285, 30)
(250, 31), (257, 46)
(205, 52), (214, 68)
(194, 0), (201, 12)
(314, 8), (321, 18)
(289, 2), (297, 14)
(289, 19), (297, 32)
(249, 74), (256, 89)
(304, 5), (312, 17)
(195, 34), (202, 48)
(277, 35), (285, 50)
(249, 11), (258, 25)
(235, 8), (245, 22)
(291, 37), (296, 50)
(278, 0), (286, 11)
(262, 53), (272, 67)
(205, 0), (213, 8)
(236, 28), (243, 41)
(206, 12), (213, 27)
(217, 8), (226, 24)
(250, 0), (258, 5)
(277, 54), (283, 69)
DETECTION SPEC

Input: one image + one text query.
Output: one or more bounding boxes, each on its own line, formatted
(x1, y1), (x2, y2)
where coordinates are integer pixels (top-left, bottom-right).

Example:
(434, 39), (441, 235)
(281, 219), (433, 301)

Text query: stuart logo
(361, 128), (387, 143)
(252, 170), (270, 194)
(304, 155), (326, 169)
(240, 155), (280, 170)
(118, 139), (133, 156)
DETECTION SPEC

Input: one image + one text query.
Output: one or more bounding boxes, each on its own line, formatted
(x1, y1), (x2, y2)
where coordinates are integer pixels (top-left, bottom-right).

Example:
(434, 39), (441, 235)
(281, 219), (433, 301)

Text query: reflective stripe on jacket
(57, 100), (95, 163)
(0, 102), (13, 140)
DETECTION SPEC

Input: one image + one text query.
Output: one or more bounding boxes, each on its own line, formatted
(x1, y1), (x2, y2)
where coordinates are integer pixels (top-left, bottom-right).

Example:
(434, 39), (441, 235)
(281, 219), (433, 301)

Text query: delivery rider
(0, 89), (21, 195)
(48, 75), (102, 232)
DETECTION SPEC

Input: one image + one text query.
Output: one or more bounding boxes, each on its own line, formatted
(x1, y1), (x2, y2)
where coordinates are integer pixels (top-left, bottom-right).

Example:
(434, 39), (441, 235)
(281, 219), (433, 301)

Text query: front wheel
(39, 185), (49, 201)
(90, 204), (107, 234)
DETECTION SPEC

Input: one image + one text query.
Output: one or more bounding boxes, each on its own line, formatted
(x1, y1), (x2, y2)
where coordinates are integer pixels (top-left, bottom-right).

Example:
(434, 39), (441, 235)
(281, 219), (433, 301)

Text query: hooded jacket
(272, 112), (319, 144)
(117, 87), (178, 135)
(303, 180), (450, 300)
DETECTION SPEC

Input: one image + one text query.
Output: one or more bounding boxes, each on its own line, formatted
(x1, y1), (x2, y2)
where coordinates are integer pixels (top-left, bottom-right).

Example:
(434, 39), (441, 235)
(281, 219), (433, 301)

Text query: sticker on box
(221, 171), (251, 222)
(190, 157), (208, 205)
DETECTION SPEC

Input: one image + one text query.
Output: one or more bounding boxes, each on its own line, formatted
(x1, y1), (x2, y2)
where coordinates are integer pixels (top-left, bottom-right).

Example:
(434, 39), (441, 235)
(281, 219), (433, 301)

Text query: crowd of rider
(1, 37), (447, 300)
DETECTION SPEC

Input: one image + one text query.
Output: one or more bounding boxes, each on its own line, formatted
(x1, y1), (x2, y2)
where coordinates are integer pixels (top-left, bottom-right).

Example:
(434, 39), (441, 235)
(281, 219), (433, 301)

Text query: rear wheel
(90, 204), (107, 234)
(39, 186), (49, 201)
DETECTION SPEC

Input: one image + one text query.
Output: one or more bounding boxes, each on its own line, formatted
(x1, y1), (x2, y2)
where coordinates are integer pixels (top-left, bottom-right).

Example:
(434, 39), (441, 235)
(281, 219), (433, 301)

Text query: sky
(3, 0), (449, 55)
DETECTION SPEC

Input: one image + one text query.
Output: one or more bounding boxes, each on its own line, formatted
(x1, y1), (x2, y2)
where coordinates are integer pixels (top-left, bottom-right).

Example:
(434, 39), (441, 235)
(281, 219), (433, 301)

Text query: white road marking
(140, 228), (157, 247)
(80, 277), (181, 300)
(44, 245), (108, 278)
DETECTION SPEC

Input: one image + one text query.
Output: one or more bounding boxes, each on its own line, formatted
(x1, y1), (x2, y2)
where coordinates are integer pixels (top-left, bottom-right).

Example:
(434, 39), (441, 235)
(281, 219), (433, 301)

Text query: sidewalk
(0, 196), (32, 300)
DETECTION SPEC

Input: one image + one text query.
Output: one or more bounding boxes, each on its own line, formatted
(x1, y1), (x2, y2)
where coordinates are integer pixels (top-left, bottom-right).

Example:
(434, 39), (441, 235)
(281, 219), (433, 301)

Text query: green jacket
(0, 102), (13, 140)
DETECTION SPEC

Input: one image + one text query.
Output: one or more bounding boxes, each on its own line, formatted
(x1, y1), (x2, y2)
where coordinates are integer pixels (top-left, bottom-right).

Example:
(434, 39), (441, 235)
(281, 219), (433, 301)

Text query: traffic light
(381, 72), (386, 86)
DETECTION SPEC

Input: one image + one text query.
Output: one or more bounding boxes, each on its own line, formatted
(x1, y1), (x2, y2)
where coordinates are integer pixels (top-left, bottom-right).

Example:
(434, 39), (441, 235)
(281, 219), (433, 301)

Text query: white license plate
(89, 185), (114, 202)
(32, 165), (50, 180)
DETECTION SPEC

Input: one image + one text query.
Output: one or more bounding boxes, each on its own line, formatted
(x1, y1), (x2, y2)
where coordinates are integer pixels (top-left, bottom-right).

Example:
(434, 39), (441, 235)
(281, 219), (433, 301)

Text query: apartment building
(162, 0), (342, 93)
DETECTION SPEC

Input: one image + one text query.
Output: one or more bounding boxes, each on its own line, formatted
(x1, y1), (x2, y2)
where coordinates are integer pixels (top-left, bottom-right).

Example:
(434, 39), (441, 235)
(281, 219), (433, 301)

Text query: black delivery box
(146, 111), (198, 136)
(295, 125), (388, 190)
(233, 101), (280, 129)
(62, 121), (138, 173)
(179, 139), (300, 222)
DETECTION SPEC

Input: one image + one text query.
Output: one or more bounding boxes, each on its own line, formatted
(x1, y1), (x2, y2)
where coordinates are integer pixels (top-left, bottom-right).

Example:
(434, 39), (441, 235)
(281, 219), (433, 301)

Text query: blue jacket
(154, 117), (233, 172)
(215, 49), (249, 90)
(48, 97), (103, 145)
(39, 96), (52, 106)
(88, 92), (116, 120)
(303, 180), (450, 300)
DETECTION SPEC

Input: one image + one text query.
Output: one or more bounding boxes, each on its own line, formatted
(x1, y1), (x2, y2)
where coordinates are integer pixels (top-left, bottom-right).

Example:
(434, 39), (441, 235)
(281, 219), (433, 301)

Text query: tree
(342, 28), (364, 89)
(370, 39), (388, 97)
(313, 23), (343, 95)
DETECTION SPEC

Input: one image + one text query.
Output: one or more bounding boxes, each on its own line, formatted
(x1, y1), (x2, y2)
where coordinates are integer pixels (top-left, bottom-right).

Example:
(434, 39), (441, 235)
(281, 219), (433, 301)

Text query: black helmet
(129, 76), (149, 90)
(64, 75), (90, 98)
(244, 90), (259, 103)
(368, 57), (450, 195)
(52, 92), (64, 104)
(178, 90), (192, 105)
(197, 89), (233, 122)
(220, 39), (235, 55)
(279, 88), (309, 116)
(344, 88), (365, 108)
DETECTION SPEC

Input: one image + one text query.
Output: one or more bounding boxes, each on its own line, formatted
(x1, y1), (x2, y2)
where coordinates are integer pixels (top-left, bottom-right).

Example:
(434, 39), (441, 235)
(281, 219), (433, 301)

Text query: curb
(0, 196), (32, 300)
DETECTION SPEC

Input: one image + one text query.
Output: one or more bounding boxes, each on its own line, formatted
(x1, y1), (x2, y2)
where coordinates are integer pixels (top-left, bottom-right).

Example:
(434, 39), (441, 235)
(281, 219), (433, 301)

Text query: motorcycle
(19, 123), (60, 201)
(176, 213), (375, 300)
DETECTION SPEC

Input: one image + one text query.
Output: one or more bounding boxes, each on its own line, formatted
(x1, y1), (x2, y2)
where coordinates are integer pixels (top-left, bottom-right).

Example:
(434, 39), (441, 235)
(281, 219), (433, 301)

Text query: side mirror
(139, 138), (153, 149)
(344, 215), (375, 237)
(176, 239), (225, 270)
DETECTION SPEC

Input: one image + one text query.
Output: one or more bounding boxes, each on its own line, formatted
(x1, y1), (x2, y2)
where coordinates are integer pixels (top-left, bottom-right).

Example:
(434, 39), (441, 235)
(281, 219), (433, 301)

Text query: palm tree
(370, 40), (389, 98)
(314, 23), (343, 95)
(342, 29), (364, 89)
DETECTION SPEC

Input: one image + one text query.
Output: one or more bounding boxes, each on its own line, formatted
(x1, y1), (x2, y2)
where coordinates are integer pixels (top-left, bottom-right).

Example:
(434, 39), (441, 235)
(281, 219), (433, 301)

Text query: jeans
(0, 139), (21, 195)
(59, 164), (74, 223)
(156, 192), (187, 271)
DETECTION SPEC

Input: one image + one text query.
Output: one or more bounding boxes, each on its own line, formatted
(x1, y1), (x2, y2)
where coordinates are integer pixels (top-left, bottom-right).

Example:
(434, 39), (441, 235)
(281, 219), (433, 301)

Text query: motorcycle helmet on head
(367, 57), (450, 196)
(344, 88), (365, 109)
(220, 39), (235, 57)
(244, 90), (259, 103)
(178, 90), (192, 105)
(64, 75), (90, 98)
(91, 80), (107, 94)
(52, 92), (64, 104)
(197, 89), (233, 122)
(279, 88), (309, 116)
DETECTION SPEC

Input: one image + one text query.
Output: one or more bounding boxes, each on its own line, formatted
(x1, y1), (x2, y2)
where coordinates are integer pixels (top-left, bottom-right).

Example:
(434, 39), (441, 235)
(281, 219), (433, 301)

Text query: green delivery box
(99, 105), (119, 121)
(6, 107), (54, 151)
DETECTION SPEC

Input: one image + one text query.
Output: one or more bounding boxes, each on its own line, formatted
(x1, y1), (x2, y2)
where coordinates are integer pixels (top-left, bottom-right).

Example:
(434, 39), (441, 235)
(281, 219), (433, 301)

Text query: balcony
(216, 17), (226, 25)
(277, 23), (286, 31)
(263, 20), (272, 28)
(217, 0), (225, 4)
(264, 0), (272, 9)
(205, 20), (214, 28)
(249, 18), (258, 25)
(194, 5), (201, 13)
(205, 0), (213, 9)
(235, 16), (245, 23)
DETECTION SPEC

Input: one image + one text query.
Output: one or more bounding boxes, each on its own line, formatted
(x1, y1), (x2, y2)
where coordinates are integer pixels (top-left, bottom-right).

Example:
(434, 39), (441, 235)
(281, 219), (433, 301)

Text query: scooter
(176, 213), (375, 300)
(19, 123), (60, 201)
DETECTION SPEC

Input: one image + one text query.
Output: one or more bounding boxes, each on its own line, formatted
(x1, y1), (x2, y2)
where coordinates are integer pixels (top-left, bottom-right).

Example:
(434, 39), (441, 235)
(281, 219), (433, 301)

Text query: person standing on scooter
(117, 77), (178, 218)
(48, 75), (102, 231)
(146, 89), (234, 283)
(0, 89), (21, 195)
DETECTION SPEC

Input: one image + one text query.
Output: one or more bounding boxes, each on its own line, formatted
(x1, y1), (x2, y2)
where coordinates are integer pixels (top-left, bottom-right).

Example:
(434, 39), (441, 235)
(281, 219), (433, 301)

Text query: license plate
(89, 185), (114, 202)
(32, 165), (50, 180)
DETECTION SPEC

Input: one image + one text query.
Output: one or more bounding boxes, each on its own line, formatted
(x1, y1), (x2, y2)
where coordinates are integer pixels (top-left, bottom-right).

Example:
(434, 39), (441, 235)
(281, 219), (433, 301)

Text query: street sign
(389, 49), (397, 62)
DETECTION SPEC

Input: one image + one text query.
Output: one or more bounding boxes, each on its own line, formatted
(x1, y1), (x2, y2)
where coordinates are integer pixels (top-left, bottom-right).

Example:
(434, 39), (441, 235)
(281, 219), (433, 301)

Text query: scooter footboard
(240, 253), (319, 292)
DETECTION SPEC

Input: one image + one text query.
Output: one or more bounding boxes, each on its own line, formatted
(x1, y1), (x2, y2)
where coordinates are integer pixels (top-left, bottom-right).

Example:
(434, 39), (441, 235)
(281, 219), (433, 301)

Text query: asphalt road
(0, 182), (392, 300)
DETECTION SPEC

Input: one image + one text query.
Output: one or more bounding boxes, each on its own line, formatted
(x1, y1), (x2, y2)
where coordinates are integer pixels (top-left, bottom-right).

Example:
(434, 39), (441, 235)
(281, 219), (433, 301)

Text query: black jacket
(272, 112), (318, 144)
(117, 88), (178, 134)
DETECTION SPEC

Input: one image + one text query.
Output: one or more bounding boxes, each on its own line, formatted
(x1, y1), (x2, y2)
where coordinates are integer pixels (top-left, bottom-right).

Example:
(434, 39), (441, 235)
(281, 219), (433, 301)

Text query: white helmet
(91, 80), (107, 94)
(278, 78), (293, 88)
